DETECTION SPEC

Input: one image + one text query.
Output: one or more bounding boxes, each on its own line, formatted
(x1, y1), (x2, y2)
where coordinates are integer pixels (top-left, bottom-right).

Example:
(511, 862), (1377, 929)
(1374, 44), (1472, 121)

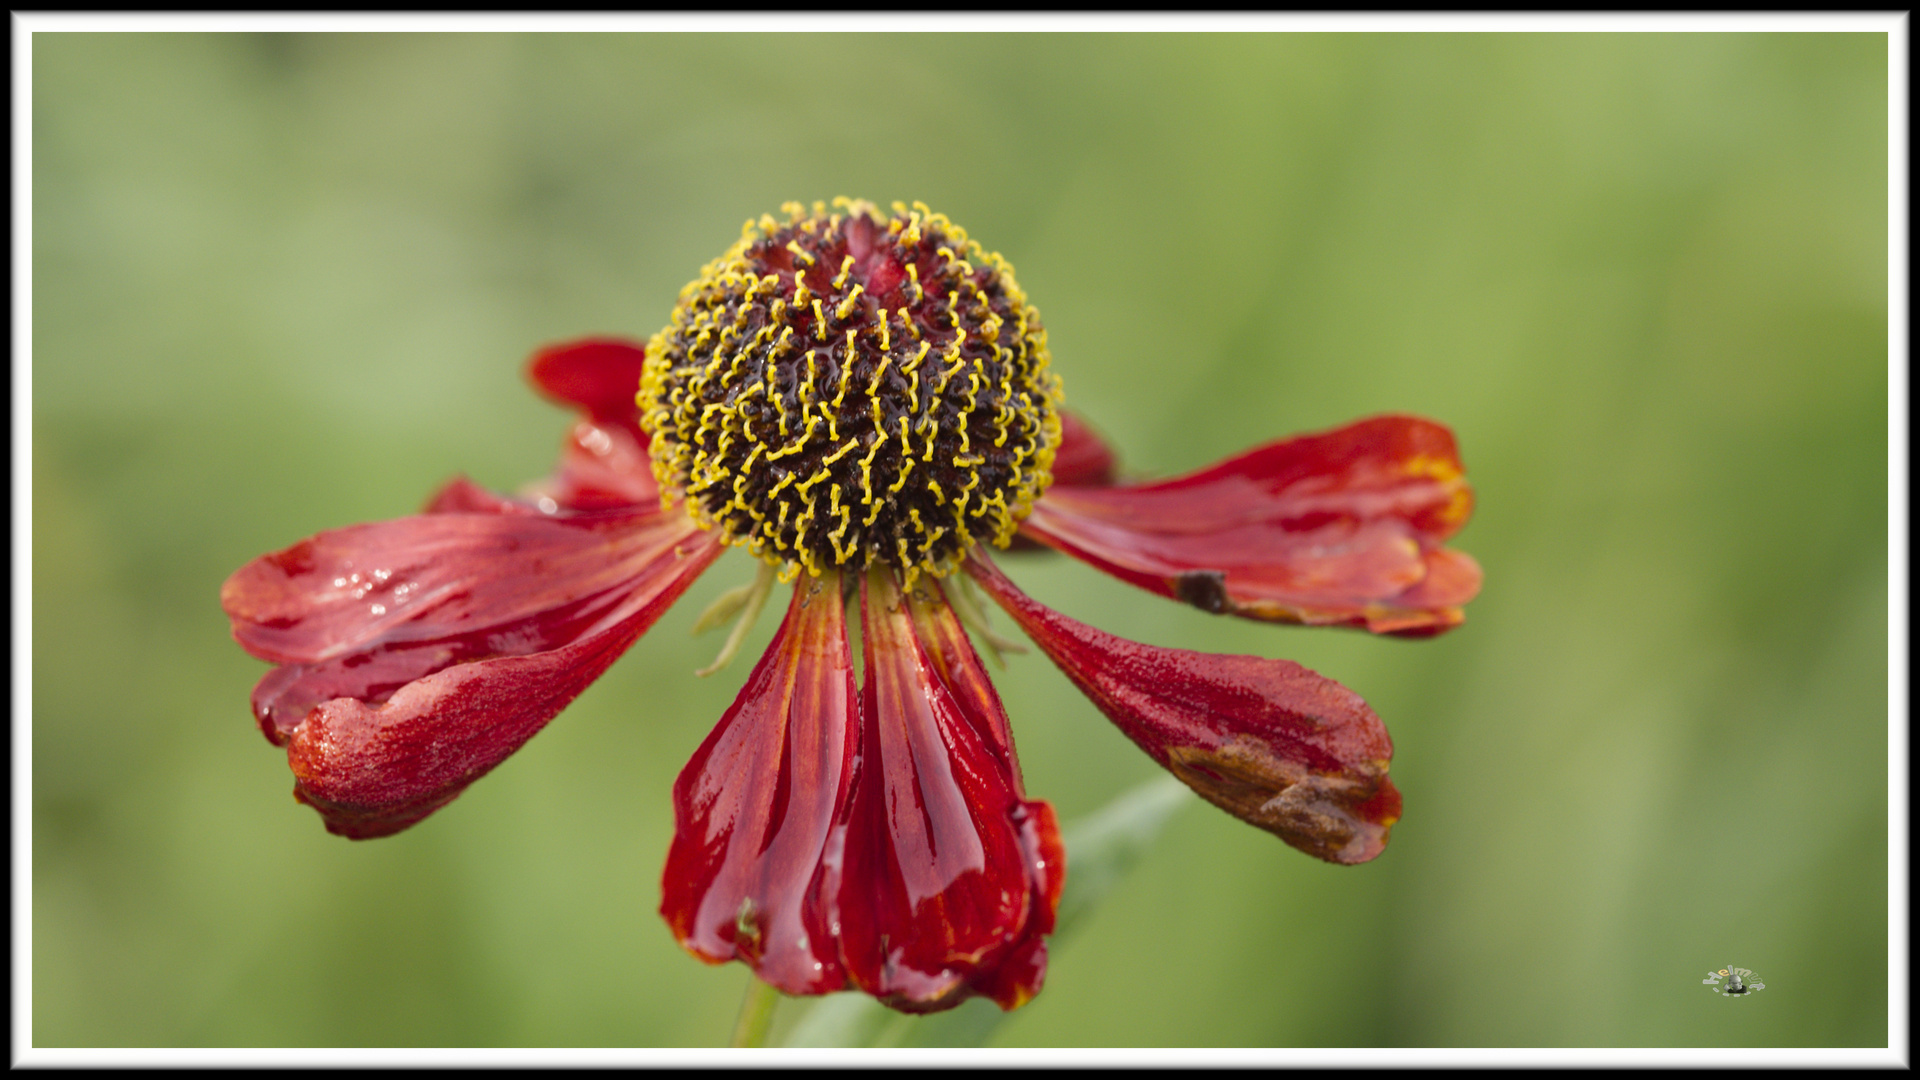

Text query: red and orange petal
(661, 571), (859, 995)
(220, 498), (721, 838)
(837, 569), (1063, 1012)
(1019, 414), (1481, 636)
(966, 551), (1400, 866)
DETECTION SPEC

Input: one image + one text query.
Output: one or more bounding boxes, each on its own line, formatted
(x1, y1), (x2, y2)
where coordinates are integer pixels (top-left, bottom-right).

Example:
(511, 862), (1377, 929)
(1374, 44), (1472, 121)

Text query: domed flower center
(640, 200), (1063, 581)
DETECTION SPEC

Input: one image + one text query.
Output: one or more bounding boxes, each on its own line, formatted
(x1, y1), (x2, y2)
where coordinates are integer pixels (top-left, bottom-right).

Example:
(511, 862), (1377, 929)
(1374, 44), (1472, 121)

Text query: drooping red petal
(966, 551), (1400, 865)
(524, 338), (660, 510)
(659, 571), (859, 996)
(224, 505), (694, 671)
(233, 506), (702, 740)
(831, 569), (1064, 1013)
(1019, 414), (1481, 635)
(221, 505), (721, 838)
(1049, 410), (1118, 488)
(240, 477), (592, 734)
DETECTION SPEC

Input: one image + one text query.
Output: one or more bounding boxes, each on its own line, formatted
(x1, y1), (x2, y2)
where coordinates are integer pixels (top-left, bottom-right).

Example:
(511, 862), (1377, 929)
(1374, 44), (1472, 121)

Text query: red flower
(221, 201), (1479, 1015)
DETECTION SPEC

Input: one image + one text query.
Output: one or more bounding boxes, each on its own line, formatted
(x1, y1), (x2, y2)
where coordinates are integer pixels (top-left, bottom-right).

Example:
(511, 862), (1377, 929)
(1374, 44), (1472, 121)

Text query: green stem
(729, 975), (781, 1048)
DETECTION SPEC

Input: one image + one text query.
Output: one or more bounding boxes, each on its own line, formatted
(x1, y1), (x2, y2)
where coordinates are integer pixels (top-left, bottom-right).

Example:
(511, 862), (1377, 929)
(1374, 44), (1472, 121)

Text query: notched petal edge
(1162, 736), (1401, 866)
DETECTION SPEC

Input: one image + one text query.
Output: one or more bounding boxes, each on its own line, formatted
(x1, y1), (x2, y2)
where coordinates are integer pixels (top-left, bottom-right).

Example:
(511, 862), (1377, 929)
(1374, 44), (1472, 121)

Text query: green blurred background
(30, 31), (1890, 1048)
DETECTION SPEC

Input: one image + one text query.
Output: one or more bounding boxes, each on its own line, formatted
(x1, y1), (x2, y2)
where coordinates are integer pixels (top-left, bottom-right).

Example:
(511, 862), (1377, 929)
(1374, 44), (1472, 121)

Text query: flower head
(641, 201), (1060, 581)
(222, 199), (1480, 1015)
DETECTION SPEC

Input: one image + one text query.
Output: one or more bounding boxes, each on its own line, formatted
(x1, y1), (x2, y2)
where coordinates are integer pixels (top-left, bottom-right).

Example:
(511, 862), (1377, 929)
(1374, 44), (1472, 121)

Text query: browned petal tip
(965, 550), (1402, 867)
(1166, 739), (1400, 865)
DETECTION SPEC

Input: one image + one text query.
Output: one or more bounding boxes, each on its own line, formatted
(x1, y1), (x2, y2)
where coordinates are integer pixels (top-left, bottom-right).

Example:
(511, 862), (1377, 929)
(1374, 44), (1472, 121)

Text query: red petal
(422, 475), (545, 515)
(221, 507), (722, 838)
(659, 571), (859, 996)
(526, 337), (650, 427)
(223, 505), (695, 670)
(832, 569), (1064, 1013)
(525, 417), (661, 511)
(1020, 415), (1480, 635)
(999, 410), (1117, 551)
(967, 552), (1400, 865)
(241, 478), (604, 737)
(524, 338), (661, 510)
(1049, 411), (1118, 488)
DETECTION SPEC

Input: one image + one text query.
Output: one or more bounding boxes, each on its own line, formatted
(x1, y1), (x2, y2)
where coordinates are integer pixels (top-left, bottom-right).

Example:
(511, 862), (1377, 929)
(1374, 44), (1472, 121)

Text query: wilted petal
(525, 337), (659, 510)
(967, 552), (1400, 865)
(1364, 547), (1482, 638)
(221, 506), (722, 838)
(1020, 414), (1480, 635)
(660, 571), (858, 996)
(832, 569), (1064, 1013)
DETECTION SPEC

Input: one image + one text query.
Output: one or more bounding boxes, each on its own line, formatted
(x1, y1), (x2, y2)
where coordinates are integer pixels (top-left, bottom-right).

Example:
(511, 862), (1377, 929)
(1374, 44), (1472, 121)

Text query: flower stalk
(729, 976), (781, 1048)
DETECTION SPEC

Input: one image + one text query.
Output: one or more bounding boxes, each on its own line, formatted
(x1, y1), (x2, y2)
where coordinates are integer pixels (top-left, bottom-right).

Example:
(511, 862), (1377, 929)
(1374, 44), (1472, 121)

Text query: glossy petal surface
(221, 503), (721, 837)
(527, 417), (658, 511)
(1020, 414), (1480, 635)
(525, 337), (659, 510)
(833, 570), (1064, 1013)
(967, 553), (1400, 865)
(227, 505), (693, 673)
(660, 572), (859, 995)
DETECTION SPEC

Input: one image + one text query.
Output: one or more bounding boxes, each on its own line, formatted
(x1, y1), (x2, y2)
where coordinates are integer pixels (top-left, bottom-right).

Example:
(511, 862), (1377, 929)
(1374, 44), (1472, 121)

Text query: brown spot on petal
(965, 550), (1402, 866)
(1019, 415), (1481, 634)
(1165, 737), (1398, 865)
(1174, 570), (1228, 614)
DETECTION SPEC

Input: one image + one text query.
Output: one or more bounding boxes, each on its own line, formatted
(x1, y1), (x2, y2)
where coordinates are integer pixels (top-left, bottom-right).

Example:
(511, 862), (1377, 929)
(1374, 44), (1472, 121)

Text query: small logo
(1703, 965), (1766, 997)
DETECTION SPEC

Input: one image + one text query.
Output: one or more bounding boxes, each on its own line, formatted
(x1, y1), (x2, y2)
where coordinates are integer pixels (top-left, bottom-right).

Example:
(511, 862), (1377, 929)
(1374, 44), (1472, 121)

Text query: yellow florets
(640, 199), (1062, 583)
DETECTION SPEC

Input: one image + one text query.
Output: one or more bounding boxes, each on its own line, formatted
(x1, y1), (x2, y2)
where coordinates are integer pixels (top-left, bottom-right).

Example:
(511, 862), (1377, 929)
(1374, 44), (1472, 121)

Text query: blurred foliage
(31, 31), (1887, 1048)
